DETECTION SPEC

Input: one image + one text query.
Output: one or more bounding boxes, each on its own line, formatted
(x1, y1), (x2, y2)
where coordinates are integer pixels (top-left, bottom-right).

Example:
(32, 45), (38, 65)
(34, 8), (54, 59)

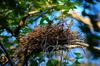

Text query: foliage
(0, 0), (100, 66)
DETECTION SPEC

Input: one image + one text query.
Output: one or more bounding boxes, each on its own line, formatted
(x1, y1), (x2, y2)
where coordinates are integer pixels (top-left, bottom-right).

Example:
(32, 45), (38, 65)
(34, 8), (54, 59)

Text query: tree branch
(13, 14), (30, 37)
(22, 48), (28, 66)
(64, 39), (100, 50)
(0, 42), (13, 66)
(13, 7), (53, 37)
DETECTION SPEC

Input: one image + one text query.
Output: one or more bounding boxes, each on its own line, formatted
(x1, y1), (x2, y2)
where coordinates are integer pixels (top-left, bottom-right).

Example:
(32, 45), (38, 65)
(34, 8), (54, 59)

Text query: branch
(0, 6), (53, 38)
(14, 7), (53, 37)
(68, 9), (93, 29)
(64, 39), (100, 50)
(13, 15), (29, 37)
(0, 42), (13, 66)
(22, 49), (28, 66)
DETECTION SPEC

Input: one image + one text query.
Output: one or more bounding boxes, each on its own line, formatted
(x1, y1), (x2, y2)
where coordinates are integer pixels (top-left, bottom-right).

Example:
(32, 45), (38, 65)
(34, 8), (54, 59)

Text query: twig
(22, 48), (28, 66)
(64, 41), (100, 51)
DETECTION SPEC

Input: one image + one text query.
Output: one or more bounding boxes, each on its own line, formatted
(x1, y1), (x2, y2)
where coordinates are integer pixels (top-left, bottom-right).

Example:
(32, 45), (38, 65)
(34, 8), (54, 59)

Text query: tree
(0, 0), (100, 66)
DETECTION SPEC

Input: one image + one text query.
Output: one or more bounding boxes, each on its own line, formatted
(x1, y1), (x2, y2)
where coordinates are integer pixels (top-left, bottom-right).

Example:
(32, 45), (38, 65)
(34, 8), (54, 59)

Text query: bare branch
(64, 40), (100, 51)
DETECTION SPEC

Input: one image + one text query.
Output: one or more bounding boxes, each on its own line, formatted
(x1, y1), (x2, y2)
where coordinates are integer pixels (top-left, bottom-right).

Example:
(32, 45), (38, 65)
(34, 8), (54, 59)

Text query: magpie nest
(19, 24), (83, 53)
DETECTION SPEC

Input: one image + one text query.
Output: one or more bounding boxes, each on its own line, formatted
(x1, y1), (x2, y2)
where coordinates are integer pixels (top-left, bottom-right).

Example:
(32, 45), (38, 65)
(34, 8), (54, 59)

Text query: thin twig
(64, 41), (100, 51)
(22, 48), (28, 66)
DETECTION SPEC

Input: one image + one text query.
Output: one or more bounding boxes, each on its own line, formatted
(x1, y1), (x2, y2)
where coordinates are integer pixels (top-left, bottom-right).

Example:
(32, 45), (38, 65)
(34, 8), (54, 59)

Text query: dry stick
(54, 37), (58, 59)
(40, 37), (45, 50)
(22, 48), (28, 66)
(0, 42), (13, 66)
(60, 48), (63, 66)
(64, 40), (100, 50)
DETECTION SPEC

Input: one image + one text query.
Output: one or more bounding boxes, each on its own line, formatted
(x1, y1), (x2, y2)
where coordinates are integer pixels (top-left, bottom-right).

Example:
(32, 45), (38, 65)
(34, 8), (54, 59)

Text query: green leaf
(30, 58), (39, 66)
(63, 56), (68, 60)
(46, 59), (59, 66)
(63, 62), (68, 66)
(40, 17), (50, 25)
(38, 57), (45, 63)
(47, 52), (54, 58)
(74, 52), (83, 59)
(0, 50), (3, 55)
(74, 60), (81, 64)
(74, 52), (81, 57)
(35, 52), (44, 57)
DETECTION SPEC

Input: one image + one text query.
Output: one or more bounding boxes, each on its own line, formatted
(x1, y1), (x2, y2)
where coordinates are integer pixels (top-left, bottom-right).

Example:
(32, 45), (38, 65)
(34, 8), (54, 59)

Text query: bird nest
(19, 23), (84, 54)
